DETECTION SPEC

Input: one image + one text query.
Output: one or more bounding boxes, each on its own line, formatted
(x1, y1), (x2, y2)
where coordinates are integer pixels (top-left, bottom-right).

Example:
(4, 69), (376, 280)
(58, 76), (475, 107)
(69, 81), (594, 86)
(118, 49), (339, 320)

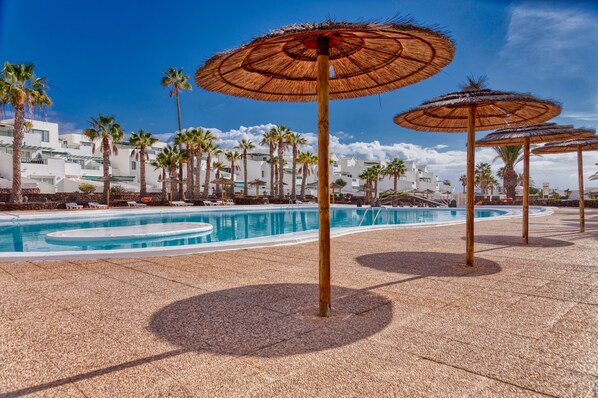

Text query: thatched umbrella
(96, 175), (123, 208)
(423, 188), (435, 198)
(358, 186), (376, 205)
(211, 178), (234, 201)
(249, 179), (267, 197)
(394, 79), (561, 266)
(476, 123), (595, 243)
(533, 136), (598, 232)
(330, 181), (344, 204)
(196, 19), (455, 317)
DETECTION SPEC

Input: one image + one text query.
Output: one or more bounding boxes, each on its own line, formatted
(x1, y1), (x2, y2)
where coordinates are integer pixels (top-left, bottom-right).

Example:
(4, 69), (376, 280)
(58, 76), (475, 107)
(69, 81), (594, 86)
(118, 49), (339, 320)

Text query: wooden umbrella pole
(316, 36), (331, 317)
(577, 147), (585, 233)
(522, 137), (530, 244)
(466, 106), (476, 267)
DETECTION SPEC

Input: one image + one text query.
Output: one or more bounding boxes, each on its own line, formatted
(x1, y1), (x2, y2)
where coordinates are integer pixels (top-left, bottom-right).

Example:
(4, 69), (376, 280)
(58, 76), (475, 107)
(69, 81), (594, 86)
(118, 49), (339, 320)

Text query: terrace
(0, 207), (595, 397)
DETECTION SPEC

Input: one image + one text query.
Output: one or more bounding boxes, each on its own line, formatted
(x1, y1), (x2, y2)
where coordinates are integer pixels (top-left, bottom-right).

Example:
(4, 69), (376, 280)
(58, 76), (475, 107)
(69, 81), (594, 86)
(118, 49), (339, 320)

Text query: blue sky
(1, 0), (597, 187)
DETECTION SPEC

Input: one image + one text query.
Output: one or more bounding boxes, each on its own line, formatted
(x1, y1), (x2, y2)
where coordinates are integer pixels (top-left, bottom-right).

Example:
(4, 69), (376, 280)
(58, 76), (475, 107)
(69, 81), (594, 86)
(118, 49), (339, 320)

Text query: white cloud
(501, 5), (598, 76)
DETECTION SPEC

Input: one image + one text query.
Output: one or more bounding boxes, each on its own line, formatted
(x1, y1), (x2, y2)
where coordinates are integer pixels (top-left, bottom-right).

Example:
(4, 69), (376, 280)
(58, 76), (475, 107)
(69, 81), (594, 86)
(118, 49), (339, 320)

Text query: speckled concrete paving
(1, 207), (596, 397)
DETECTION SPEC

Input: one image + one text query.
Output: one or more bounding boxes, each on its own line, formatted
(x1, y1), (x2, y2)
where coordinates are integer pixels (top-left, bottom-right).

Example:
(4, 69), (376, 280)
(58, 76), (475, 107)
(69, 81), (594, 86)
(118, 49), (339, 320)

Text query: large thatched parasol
(476, 123), (595, 243)
(330, 181), (344, 204)
(394, 79), (561, 266)
(196, 19), (455, 317)
(532, 136), (598, 232)
(211, 178), (234, 201)
(248, 179), (267, 197)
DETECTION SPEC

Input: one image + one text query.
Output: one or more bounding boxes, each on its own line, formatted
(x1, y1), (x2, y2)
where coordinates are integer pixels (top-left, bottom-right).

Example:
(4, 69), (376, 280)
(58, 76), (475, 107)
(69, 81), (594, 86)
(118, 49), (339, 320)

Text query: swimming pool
(0, 205), (518, 258)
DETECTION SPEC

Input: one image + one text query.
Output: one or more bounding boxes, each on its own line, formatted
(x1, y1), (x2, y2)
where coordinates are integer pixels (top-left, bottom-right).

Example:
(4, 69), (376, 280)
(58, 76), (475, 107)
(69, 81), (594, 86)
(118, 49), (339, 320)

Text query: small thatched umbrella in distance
(96, 175), (123, 207)
(196, 19), (455, 317)
(210, 178), (234, 202)
(533, 136), (598, 232)
(330, 181), (344, 204)
(394, 78), (561, 266)
(358, 186), (376, 205)
(249, 179), (267, 198)
(423, 188), (435, 199)
(476, 123), (595, 243)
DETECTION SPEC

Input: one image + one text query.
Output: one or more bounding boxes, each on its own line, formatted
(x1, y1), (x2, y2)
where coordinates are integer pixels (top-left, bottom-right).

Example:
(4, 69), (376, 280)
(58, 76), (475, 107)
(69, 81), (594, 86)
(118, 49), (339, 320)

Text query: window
(131, 161), (137, 170)
(261, 171), (265, 178)
(32, 129), (50, 142)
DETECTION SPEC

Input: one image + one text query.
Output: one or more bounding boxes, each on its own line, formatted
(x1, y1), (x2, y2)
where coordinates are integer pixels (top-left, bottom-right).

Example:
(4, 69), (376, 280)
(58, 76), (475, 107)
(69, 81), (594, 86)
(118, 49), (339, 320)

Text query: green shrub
(110, 185), (126, 194)
(78, 183), (97, 194)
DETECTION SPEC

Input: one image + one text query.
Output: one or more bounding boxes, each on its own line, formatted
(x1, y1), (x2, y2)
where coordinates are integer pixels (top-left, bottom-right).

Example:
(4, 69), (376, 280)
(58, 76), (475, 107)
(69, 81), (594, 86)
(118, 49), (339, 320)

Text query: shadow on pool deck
(356, 251), (501, 277)
(470, 234), (575, 247)
(148, 283), (393, 357)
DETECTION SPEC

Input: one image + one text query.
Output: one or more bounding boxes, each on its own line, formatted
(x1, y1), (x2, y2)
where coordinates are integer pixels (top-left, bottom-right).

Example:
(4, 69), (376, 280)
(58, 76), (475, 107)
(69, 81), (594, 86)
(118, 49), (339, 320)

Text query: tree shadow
(149, 283), (392, 357)
(356, 251), (501, 277)
(469, 235), (574, 248)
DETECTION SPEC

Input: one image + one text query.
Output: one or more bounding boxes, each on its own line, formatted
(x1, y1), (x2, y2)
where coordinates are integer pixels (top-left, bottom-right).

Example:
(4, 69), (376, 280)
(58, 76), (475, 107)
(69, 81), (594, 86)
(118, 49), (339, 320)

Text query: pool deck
(0, 207), (596, 397)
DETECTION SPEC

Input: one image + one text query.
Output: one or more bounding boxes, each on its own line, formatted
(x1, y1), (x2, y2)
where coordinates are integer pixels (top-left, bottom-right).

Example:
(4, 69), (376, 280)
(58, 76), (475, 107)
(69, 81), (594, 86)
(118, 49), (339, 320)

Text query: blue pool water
(0, 207), (508, 253)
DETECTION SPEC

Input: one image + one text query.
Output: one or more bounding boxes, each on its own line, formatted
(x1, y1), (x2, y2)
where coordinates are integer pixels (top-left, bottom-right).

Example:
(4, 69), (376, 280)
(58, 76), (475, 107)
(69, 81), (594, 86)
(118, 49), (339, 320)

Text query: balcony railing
(21, 159), (47, 164)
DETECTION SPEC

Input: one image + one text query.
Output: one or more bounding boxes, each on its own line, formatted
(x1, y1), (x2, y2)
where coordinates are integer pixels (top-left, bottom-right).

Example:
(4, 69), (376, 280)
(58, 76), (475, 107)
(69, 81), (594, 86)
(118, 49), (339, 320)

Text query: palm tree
(83, 115), (125, 203)
(274, 125), (292, 199)
(160, 145), (186, 202)
(459, 174), (467, 193)
(297, 151), (317, 200)
(236, 139), (256, 196)
(191, 128), (215, 197)
(493, 145), (523, 199)
(0, 62), (52, 204)
(150, 155), (168, 201)
(475, 162), (493, 197)
(162, 67), (192, 198)
(161, 67), (192, 133)
(359, 168), (376, 204)
(129, 129), (158, 198)
(225, 150), (242, 197)
(383, 158), (406, 192)
(285, 132), (307, 200)
(368, 164), (383, 199)
(203, 143), (220, 197)
(174, 130), (195, 199)
(260, 128), (277, 197)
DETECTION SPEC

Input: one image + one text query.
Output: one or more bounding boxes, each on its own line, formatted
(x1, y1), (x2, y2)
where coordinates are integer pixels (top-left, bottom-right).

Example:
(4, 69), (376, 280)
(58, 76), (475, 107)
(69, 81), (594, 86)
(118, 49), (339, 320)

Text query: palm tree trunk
(175, 91), (184, 200)
(291, 146), (297, 200)
(9, 104), (25, 204)
(161, 169), (167, 201)
(394, 175), (398, 192)
(230, 161), (235, 197)
(301, 166), (307, 200)
(269, 145), (275, 197)
(139, 147), (147, 198)
(195, 148), (202, 197)
(169, 167), (177, 202)
(203, 153), (211, 198)
(102, 139), (110, 203)
(278, 141), (284, 199)
(274, 163), (278, 196)
(243, 151), (248, 196)
(186, 146), (193, 199)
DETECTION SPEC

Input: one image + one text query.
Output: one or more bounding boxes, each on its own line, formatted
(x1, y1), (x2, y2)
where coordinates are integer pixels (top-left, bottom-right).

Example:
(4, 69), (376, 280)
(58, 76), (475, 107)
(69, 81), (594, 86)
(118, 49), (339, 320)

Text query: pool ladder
(358, 205), (389, 227)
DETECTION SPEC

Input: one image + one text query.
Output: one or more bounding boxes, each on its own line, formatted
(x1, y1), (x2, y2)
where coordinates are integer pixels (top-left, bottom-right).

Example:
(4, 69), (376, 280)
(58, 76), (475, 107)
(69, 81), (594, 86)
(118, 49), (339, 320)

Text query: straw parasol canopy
(330, 181), (344, 204)
(533, 136), (598, 233)
(475, 123), (595, 244)
(249, 179), (267, 197)
(394, 88), (561, 132)
(394, 78), (561, 266)
(210, 178), (234, 185)
(196, 19), (455, 101)
(196, 19), (454, 318)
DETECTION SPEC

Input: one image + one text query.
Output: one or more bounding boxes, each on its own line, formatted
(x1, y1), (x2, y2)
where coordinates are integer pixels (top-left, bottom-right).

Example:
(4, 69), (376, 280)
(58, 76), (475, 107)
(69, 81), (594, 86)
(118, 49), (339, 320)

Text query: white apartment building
(0, 119), (453, 197)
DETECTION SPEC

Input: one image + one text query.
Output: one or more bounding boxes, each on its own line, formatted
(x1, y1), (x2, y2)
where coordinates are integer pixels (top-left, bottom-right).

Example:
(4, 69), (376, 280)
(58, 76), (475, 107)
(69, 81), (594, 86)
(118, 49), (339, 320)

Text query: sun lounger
(65, 202), (83, 210)
(224, 199), (235, 206)
(172, 201), (194, 207)
(89, 202), (108, 209)
(127, 201), (147, 208)
(203, 200), (215, 206)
